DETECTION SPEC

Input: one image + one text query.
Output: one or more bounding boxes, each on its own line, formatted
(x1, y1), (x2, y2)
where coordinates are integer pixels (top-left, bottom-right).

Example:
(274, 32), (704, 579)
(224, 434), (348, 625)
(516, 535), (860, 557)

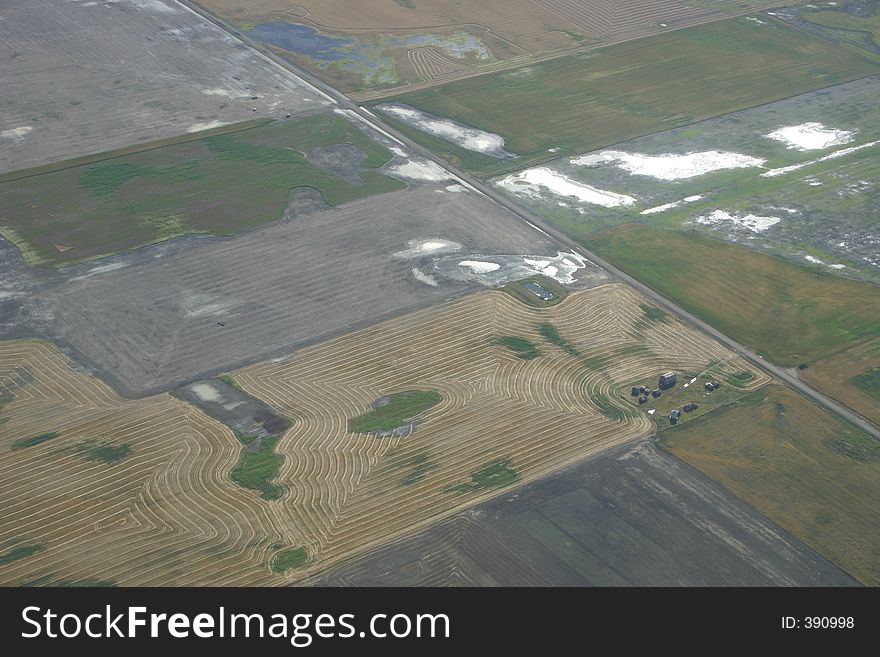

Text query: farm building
(638, 394), (649, 404)
(669, 409), (681, 423)
(659, 372), (677, 389)
(684, 402), (698, 413)
(631, 386), (641, 397)
(652, 389), (661, 398)
(523, 281), (555, 301)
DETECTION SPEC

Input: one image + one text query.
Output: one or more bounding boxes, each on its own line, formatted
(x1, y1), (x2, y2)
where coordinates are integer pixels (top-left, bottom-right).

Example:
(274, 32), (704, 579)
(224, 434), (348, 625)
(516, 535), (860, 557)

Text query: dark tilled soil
(314, 441), (860, 586)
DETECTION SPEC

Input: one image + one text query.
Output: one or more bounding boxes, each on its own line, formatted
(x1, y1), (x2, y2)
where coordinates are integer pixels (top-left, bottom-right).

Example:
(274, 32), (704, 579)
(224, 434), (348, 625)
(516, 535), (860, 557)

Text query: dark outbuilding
(659, 372), (677, 390)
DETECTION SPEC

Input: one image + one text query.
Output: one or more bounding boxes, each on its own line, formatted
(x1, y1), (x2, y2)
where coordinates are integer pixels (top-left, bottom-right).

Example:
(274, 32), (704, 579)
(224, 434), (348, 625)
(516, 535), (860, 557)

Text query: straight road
(182, 0), (880, 441)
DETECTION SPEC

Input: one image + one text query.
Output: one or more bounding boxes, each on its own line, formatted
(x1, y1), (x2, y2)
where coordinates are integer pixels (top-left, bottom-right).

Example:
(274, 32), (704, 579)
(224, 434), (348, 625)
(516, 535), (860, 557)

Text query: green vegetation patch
(80, 442), (132, 464)
(850, 367), (880, 402)
(447, 458), (518, 493)
(0, 114), (405, 265)
(230, 435), (285, 500)
(12, 431), (59, 450)
(349, 390), (442, 434)
(378, 17), (880, 176)
(492, 336), (541, 360)
(639, 303), (668, 324)
(401, 452), (440, 486)
(730, 371), (755, 387)
(538, 323), (579, 356)
(587, 226), (880, 367)
(217, 374), (242, 391)
(271, 546), (309, 573)
(592, 393), (633, 422)
(0, 544), (44, 566)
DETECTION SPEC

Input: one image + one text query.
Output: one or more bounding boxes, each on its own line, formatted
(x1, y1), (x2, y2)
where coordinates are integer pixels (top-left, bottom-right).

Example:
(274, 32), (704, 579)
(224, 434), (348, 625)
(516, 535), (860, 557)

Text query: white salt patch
(224, 401), (245, 411)
(498, 167), (636, 207)
(765, 122), (854, 151)
(412, 268), (438, 286)
(804, 255), (846, 269)
(572, 150), (764, 180)
(186, 120), (227, 133)
(387, 159), (451, 181)
(445, 184), (466, 193)
(0, 126), (33, 142)
(191, 383), (222, 402)
(763, 141), (878, 177)
(129, 0), (178, 13)
(389, 146), (407, 157)
(641, 195), (704, 215)
(695, 210), (781, 233)
(179, 292), (231, 318)
(393, 238), (462, 258)
(68, 261), (127, 281)
(379, 104), (508, 155)
(522, 251), (586, 283)
(647, 409), (655, 415)
(201, 87), (234, 97)
(459, 260), (500, 274)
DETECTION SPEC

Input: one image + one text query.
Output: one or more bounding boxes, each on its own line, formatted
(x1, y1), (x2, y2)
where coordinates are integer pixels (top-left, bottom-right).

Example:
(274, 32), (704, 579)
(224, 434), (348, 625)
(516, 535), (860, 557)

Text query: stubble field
(0, 0), (328, 173)
(0, 282), (768, 584)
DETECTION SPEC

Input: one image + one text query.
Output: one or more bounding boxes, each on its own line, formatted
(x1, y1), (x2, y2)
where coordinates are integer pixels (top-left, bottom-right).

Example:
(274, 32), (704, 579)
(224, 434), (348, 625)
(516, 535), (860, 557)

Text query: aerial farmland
(1, 0), (879, 593)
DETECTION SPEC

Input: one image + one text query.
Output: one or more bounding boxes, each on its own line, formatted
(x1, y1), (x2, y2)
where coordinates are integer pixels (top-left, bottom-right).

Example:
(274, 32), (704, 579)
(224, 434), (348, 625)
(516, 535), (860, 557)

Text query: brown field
(800, 338), (880, 427)
(662, 385), (880, 585)
(198, 0), (781, 91)
(0, 284), (767, 584)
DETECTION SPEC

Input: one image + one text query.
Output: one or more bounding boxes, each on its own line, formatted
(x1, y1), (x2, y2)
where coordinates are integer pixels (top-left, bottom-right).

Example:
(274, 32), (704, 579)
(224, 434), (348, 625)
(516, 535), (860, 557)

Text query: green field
(348, 390), (442, 434)
(587, 226), (880, 367)
(803, 6), (880, 58)
(662, 385), (880, 585)
(852, 368), (880, 400)
(0, 113), (405, 265)
(377, 17), (880, 176)
(230, 435), (285, 501)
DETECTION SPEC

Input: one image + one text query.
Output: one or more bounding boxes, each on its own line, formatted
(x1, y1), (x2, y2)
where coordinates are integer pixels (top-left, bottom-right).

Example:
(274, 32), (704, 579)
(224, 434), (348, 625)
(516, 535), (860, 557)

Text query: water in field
(246, 23), (355, 61)
(244, 22), (490, 85)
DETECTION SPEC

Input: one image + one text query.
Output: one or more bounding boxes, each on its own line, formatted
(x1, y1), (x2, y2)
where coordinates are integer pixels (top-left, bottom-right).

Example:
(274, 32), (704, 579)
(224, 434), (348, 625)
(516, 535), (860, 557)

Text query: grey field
(316, 441), (859, 586)
(1, 184), (568, 396)
(0, 0), (328, 173)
